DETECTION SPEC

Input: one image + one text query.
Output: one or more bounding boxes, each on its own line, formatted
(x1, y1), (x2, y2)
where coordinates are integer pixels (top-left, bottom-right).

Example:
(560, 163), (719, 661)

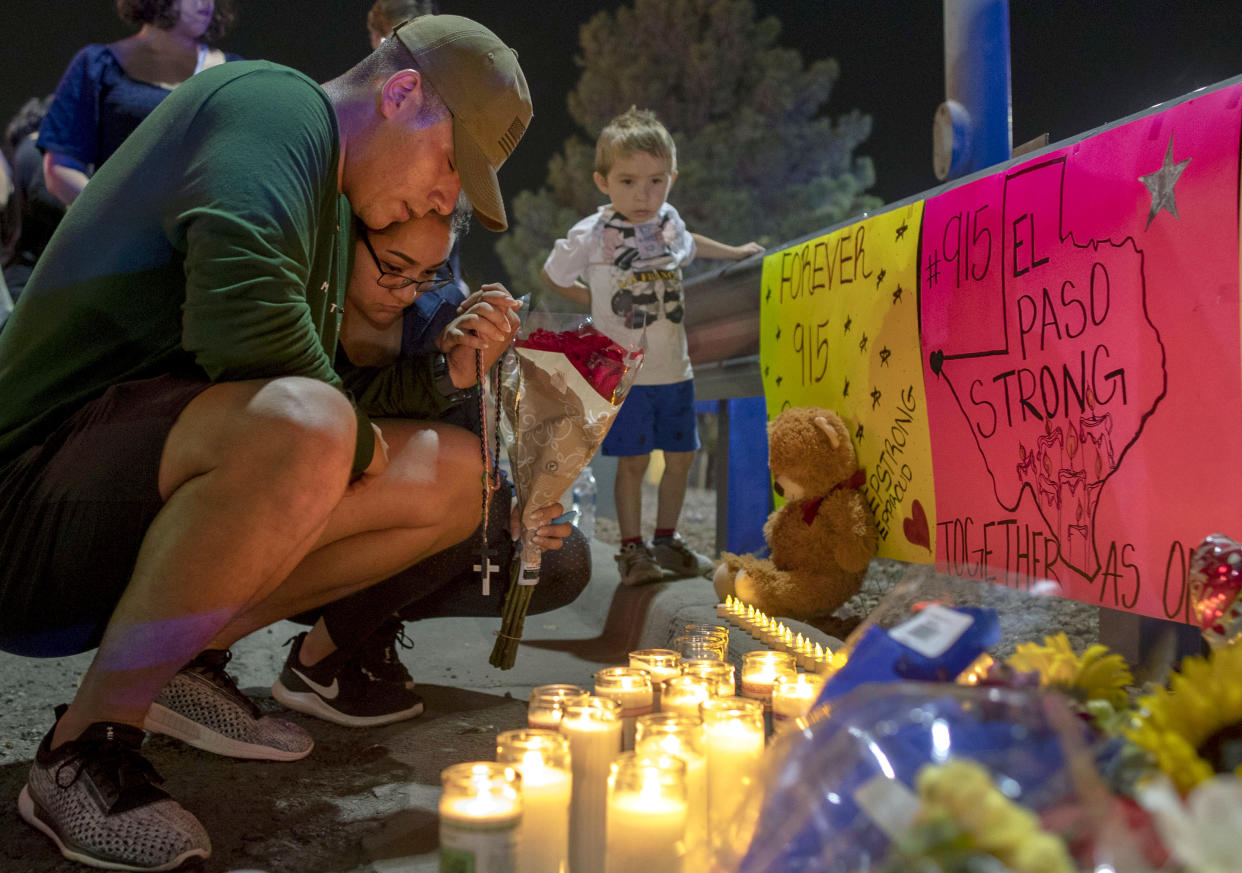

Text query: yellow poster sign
(758, 202), (935, 563)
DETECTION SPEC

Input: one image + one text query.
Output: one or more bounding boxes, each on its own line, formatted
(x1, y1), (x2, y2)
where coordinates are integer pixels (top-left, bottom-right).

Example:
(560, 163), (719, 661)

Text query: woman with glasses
(271, 209), (590, 728)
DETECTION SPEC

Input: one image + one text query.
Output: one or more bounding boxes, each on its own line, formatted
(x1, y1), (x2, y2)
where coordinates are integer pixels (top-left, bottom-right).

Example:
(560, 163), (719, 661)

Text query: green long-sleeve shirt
(0, 61), (372, 469)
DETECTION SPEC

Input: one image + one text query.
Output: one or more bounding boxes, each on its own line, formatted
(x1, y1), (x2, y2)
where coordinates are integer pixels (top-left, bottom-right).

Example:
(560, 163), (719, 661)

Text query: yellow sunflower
(1006, 633), (1133, 710)
(1127, 643), (1242, 792)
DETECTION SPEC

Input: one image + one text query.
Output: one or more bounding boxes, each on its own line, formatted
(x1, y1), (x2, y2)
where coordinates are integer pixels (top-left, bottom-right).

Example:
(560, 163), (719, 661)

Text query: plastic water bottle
(571, 466), (597, 540)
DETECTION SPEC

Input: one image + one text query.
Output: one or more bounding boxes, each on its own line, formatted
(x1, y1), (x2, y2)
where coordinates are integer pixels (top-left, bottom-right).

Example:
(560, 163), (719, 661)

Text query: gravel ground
(595, 482), (1100, 657)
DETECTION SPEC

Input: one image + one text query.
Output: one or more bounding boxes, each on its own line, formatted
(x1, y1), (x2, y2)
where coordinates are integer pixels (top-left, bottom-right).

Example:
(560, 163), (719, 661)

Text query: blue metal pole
(934, 0), (1012, 181)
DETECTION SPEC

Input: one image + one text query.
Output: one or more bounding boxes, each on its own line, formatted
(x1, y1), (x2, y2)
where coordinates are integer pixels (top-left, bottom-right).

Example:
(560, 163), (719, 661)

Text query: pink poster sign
(920, 83), (1242, 621)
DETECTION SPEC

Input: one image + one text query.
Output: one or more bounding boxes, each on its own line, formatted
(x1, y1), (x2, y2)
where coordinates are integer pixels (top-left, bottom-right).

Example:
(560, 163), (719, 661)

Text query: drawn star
(879, 346), (892, 367)
(763, 365), (769, 378)
(870, 387), (882, 409)
(895, 222), (908, 241)
(765, 287), (772, 302)
(775, 326), (781, 340)
(843, 378), (850, 397)
(875, 268), (887, 288)
(843, 316), (852, 334)
(855, 424), (864, 442)
(892, 284), (904, 304)
(1139, 134), (1190, 229)
(775, 375), (783, 387)
(859, 333), (868, 353)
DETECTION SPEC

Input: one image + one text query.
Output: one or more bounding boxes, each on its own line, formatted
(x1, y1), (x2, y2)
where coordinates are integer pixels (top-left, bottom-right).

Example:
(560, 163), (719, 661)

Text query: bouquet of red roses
(489, 312), (643, 669)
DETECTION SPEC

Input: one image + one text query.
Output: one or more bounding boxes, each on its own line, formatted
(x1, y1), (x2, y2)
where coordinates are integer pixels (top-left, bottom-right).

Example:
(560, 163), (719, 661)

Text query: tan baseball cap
(394, 15), (532, 232)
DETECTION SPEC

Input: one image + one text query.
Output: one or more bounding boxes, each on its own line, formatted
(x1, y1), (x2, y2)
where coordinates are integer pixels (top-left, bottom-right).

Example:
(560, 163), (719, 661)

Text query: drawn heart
(929, 349), (944, 376)
(903, 499), (931, 551)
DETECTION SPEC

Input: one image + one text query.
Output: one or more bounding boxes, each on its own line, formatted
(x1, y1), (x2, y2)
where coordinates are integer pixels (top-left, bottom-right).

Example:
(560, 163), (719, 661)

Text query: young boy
(541, 107), (763, 585)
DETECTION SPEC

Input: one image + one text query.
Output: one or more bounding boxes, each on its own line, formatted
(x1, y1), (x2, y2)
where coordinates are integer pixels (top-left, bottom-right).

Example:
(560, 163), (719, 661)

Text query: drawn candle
(439, 762), (522, 873)
(496, 730), (571, 873)
(605, 752), (688, 873)
(635, 713), (708, 871)
(661, 674), (715, 719)
(771, 673), (824, 730)
(740, 651), (797, 711)
(594, 666), (653, 750)
(528, 684), (590, 731)
(629, 649), (682, 709)
(559, 697), (622, 873)
(700, 697), (765, 858)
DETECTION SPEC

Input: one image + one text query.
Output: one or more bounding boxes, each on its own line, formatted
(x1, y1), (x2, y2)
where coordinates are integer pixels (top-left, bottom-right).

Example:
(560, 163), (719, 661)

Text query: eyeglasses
(361, 229), (456, 292)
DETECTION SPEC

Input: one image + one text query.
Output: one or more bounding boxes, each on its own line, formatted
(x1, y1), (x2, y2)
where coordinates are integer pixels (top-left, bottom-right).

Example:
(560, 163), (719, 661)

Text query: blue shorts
(602, 380), (700, 457)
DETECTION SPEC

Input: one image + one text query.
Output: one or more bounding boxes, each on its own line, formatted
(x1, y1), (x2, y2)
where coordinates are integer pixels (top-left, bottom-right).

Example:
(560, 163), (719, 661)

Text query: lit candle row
(716, 594), (842, 672)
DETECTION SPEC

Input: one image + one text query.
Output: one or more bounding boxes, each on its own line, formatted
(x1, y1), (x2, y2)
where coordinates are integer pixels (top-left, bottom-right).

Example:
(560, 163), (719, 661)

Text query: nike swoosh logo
(291, 667), (339, 700)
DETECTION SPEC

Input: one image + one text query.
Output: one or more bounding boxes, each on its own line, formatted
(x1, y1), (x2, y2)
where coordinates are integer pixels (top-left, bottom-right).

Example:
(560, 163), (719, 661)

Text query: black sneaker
(354, 616), (416, 690)
(271, 632), (425, 728)
(19, 706), (211, 871)
(144, 649), (313, 762)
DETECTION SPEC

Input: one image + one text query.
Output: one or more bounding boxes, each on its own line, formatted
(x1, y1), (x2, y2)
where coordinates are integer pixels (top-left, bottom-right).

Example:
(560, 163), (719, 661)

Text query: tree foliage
(496, 0), (882, 299)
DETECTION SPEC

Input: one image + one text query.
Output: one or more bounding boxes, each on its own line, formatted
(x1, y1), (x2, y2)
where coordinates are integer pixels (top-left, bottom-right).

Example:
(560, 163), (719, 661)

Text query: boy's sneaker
(354, 616), (416, 690)
(271, 632), (425, 728)
(616, 542), (665, 586)
(20, 706), (211, 871)
(144, 649), (313, 762)
(651, 533), (714, 578)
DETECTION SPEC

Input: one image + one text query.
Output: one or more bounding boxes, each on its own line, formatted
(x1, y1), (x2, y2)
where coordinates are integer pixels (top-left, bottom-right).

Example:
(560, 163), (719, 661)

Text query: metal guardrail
(683, 256), (765, 401)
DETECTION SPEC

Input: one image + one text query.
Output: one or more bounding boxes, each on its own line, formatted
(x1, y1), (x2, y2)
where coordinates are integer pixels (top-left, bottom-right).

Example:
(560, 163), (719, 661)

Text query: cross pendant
(474, 545), (502, 597)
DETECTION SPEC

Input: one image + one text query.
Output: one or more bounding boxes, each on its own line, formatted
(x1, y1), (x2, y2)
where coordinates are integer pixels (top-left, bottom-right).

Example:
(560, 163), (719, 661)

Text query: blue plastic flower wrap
(730, 681), (1111, 873)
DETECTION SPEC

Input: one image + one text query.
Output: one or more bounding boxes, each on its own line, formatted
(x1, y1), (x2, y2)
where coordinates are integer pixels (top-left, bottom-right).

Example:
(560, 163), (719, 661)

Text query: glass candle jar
(660, 674), (715, 719)
(739, 651), (797, 710)
(594, 666), (654, 750)
(681, 658), (736, 696)
(527, 684), (590, 731)
(699, 697), (765, 853)
(673, 623), (729, 661)
(629, 649), (682, 709)
(439, 761), (522, 873)
(496, 730), (571, 873)
(771, 672), (825, 730)
(559, 697), (622, 873)
(634, 714), (707, 870)
(605, 752), (688, 873)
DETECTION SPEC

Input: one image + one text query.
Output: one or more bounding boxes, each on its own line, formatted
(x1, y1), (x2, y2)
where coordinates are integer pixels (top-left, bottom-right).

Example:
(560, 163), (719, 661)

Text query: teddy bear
(713, 406), (878, 620)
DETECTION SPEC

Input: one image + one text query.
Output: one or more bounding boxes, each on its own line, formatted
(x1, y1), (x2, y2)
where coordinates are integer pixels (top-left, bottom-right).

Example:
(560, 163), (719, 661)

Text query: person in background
(542, 106), (764, 586)
(39, 0), (241, 206)
(2, 97), (65, 311)
(367, 0), (435, 49)
(273, 207), (588, 726)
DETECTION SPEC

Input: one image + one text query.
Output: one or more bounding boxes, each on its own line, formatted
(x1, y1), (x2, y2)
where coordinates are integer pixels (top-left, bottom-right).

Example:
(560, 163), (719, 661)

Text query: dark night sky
(5, 1), (1242, 282)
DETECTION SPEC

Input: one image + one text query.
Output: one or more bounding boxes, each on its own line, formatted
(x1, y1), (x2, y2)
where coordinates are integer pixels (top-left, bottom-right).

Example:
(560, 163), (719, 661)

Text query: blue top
(38, 43), (242, 170)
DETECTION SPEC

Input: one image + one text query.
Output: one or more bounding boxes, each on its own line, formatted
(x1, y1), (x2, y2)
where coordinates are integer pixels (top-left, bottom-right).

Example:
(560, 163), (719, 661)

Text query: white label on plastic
(853, 775), (920, 840)
(888, 604), (974, 658)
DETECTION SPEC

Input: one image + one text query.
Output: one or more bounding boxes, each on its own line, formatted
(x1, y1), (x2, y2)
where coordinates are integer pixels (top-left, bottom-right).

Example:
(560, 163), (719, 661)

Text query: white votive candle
(496, 730), (571, 873)
(660, 675), (715, 719)
(605, 752), (687, 873)
(528, 685), (590, 731)
(559, 697), (621, 873)
(740, 651), (797, 711)
(681, 658), (736, 696)
(700, 697), (765, 858)
(771, 673), (824, 730)
(635, 714), (707, 871)
(439, 762), (522, 873)
(629, 649), (682, 709)
(594, 666), (653, 750)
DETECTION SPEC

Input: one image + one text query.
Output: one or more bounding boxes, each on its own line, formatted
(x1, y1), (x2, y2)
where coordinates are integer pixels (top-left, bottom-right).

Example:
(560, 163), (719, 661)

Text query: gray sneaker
(616, 542), (666, 586)
(651, 534), (714, 578)
(20, 706), (211, 871)
(144, 649), (313, 762)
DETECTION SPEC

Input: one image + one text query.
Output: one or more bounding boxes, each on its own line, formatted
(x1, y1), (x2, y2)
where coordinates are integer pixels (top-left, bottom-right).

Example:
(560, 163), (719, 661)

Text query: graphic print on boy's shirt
(601, 212), (686, 329)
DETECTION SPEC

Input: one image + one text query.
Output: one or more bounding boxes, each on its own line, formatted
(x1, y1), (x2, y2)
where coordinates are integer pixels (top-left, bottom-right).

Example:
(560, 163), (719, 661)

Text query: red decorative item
(1188, 532), (1242, 648)
(517, 326), (638, 401)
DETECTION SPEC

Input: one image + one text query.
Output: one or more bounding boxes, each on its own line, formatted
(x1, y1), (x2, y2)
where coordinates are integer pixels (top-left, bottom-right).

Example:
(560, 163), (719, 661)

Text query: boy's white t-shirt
(543, 203), (696, 386)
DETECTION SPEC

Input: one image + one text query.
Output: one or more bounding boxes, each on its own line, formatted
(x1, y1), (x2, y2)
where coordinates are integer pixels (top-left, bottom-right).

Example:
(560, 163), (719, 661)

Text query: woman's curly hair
(115, 0), (237, 43)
